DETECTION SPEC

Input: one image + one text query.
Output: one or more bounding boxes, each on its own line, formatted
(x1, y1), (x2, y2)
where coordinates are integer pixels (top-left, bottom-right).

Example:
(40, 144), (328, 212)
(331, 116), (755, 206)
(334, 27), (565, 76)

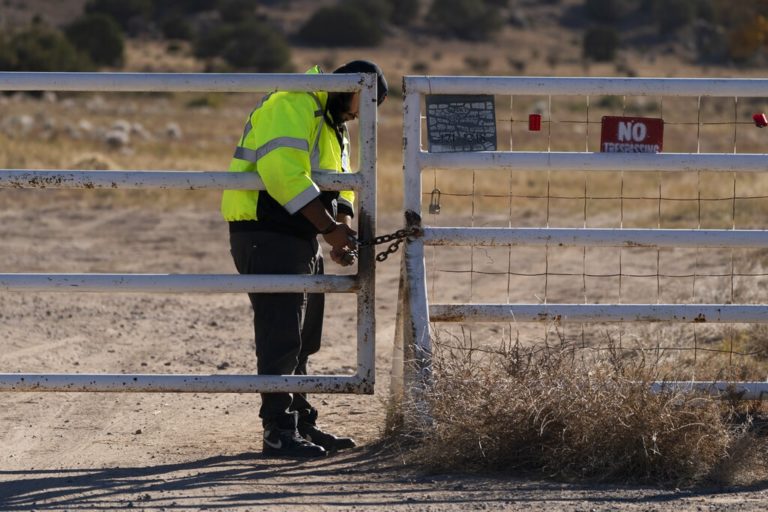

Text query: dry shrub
(394, 336), (768, 486)
(70, 153), (117, 170)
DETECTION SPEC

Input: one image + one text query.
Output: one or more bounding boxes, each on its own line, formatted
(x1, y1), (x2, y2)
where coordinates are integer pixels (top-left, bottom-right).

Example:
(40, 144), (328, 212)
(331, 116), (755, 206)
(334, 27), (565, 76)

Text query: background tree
(298, 4), (385, 47)
(2, 23), (91, 71)
(0, 33), (18, 70)
(84, 0), (153, 32)
(195, 20), (292, 71)
(583, 26), (619, 62)
(217, 0), (258, 23)
(65, 13), (125, 67)
(652, 0), (696, 33)
(387, 0), (420, 26)
(585, 0), (639, 23)
(426, 0), (503, 41)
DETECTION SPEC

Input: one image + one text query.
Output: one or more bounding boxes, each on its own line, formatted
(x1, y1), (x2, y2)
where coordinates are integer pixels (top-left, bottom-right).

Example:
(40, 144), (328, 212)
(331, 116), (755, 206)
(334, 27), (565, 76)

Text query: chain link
(343, 211), (422, 263)
(355, 226), (422, 262)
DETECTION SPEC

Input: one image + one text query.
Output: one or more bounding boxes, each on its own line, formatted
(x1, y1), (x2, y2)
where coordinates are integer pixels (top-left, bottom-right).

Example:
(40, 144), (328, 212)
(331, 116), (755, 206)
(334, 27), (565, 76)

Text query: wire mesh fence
(419, 91), (768, 381)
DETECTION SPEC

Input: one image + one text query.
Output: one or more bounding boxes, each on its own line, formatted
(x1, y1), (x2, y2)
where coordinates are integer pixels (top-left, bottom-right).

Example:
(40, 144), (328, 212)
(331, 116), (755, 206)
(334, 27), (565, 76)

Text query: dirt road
(1, 201), (767, 511)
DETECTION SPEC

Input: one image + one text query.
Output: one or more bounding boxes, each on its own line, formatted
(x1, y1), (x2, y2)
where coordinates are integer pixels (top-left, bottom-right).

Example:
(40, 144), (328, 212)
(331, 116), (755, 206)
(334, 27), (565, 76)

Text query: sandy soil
(1, 200), (768, 511)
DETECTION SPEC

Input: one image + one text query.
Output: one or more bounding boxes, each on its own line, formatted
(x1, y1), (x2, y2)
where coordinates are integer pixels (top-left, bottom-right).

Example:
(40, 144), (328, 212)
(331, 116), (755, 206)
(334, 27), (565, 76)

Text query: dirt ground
(2, 199), (768, 511)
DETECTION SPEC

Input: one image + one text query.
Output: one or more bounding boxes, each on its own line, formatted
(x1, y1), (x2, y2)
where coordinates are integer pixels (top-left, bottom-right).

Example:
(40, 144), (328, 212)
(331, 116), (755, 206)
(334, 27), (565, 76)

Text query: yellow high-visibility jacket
(221, 65), (354, 237)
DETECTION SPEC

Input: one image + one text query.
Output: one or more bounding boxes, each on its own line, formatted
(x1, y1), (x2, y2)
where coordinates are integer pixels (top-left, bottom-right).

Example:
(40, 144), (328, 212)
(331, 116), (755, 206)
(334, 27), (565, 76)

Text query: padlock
(429, 188), (441, 215)
(753, 113), (768, 128)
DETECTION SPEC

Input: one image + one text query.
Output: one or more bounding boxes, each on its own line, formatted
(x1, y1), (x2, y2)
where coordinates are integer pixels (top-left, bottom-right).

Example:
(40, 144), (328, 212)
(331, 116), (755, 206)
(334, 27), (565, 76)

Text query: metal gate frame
(0, 71), (378, 394)
(395, 76), (768, 400)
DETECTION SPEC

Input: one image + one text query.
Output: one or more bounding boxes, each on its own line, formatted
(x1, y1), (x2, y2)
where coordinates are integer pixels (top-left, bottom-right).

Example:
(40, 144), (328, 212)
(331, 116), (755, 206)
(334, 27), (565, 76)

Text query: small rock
(112, 119), (132, 133)
(63, 123), (82, 140)
(85, 95), (107, 112)
(42, 117), (56, 131)
(165, 122), (182, 139)
(131, 122), (152, 140)
(104, 129), (130, 149)
(11, 115), (35, 135)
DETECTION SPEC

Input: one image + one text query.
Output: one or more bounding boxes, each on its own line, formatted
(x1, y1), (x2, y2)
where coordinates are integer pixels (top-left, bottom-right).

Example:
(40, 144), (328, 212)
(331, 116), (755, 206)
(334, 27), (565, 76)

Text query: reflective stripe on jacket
(221, 65), (355, 228)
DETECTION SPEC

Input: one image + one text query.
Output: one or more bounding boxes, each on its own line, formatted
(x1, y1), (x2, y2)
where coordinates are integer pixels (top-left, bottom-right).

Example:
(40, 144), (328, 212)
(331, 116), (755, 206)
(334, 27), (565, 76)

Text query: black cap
(333, 60), (388, 106)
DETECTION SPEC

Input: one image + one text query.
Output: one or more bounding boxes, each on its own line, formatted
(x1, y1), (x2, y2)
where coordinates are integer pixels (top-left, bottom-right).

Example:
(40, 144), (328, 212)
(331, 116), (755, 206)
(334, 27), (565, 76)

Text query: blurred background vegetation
(4, 0), (768, 73)
(4, 0), (768, 215)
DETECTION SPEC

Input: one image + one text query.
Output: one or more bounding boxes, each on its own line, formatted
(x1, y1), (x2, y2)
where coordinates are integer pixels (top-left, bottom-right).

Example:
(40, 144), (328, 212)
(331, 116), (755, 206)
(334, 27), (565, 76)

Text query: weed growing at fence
(389, 335), (768, 486)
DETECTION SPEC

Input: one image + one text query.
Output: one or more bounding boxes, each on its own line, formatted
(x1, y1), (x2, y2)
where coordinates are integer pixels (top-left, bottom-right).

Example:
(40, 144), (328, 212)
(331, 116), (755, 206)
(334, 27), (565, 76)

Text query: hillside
(1, 0), (765, 80)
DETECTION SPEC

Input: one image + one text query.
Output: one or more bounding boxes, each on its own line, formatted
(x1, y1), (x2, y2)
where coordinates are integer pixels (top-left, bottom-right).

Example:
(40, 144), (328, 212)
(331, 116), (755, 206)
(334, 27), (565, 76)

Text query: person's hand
(322, 223), (357, 266)
(331, 247), (357, 266)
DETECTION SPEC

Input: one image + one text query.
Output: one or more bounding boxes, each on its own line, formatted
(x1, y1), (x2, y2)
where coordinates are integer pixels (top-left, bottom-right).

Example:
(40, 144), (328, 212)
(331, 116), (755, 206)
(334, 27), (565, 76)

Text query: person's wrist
(319, 222), (339, 235)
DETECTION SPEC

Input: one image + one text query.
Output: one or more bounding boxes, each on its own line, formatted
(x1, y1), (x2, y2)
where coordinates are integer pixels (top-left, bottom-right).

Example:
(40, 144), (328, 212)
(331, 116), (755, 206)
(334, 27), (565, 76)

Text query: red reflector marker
(529, 113), (541, 131)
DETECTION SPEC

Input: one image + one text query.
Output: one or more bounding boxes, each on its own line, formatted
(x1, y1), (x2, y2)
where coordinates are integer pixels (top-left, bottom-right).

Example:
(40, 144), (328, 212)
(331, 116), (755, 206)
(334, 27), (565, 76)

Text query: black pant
(229, 230), (324, 427)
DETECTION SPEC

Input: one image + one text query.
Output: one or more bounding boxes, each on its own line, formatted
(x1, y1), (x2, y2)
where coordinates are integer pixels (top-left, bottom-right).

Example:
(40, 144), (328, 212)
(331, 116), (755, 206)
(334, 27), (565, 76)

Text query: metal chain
(355, 226), (422, 262)
(343, 211), (423, 263)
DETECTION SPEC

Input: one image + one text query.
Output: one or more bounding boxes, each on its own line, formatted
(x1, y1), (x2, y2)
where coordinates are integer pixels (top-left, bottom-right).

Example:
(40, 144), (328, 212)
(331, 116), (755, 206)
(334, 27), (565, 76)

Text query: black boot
(263, 412), (327, 458)
(297, 408), (357, 452)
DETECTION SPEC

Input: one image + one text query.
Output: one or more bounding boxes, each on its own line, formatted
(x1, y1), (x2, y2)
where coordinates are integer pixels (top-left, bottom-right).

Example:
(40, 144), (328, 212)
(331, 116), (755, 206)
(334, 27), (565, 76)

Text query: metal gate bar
(0, 170), (360, 191)
(396, 74), (768, 401)
(404, 75), (768, 97)
(420, 151), (768, 172)
(429, 304), (768, 324)
(0, 274), (357, 293)
(1, 374), (364, 393)
(0, 71), (378, 394)
(423, 227), (768, 248)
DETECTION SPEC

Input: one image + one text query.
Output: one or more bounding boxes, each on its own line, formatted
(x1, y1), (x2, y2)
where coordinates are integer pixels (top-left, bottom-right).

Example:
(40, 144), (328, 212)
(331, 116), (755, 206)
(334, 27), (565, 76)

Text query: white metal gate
(396, 76), (768, 400)
(0, 71), (378, 394)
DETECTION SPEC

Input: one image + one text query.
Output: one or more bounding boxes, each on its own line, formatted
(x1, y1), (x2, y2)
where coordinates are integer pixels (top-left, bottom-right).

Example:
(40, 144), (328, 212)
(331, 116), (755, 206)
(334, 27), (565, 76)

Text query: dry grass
(389, 335), (768, 487)
(3, 34), (768, 217)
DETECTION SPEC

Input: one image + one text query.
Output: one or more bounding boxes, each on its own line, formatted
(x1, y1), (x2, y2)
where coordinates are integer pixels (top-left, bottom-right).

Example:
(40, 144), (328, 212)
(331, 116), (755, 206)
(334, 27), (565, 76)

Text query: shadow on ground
(2, 445), (768, 511)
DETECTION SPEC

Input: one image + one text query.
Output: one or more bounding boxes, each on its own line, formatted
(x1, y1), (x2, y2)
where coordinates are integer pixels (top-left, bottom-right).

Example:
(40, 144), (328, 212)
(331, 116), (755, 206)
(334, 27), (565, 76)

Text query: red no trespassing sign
(600, 116), (664, 153)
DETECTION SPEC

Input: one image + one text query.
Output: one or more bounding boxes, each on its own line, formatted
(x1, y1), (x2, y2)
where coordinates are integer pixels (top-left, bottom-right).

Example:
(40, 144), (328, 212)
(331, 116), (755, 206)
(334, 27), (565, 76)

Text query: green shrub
(152, 0), (217, 39)
(388, 0), (420, 26)
(585, 0), (638, 22)
(426, 0), (502, 41)
(695, 0), (715, 22)
(653, 0), (695, 33)
(185, 93), (224, 109)
(217, 0), (257, 23)
(160, 17), (194, 40)
(153, 0), (217, 17)
(0, 33), (18, 70)
(195, 20), (292, 71)
(583, 26), (619, 61)
(349, 0), (393, 21)
(298, 5), (384, 47)
(84, 0), (153, 31)
(65, 13), (124, 67)
(2, 24), (92, 71)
